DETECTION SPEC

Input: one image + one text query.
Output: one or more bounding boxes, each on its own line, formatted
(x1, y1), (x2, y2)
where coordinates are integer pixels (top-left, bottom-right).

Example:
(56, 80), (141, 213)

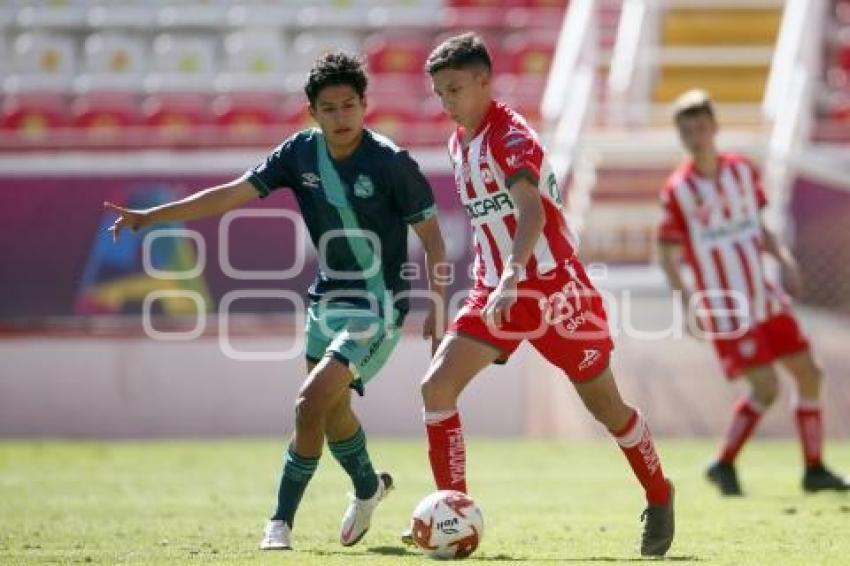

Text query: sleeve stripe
(506, 167), (539, 188)
(404, 204), (437, 224)
(246, 172), (272, 198)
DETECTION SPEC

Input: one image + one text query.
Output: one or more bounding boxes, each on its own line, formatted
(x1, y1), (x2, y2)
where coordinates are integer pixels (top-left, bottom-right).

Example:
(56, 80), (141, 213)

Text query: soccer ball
(409, 490), (484, 559)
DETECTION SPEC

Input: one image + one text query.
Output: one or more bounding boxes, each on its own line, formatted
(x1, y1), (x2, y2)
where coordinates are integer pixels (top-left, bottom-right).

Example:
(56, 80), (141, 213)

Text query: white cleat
(339, 471), (394, 547)
(259, 519), (292, 550)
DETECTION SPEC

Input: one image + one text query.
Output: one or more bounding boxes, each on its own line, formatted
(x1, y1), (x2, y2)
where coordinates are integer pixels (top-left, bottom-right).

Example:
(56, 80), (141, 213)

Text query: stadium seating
(76, 33), (148, 93)
(0, 0), (566, 149)
(146, 34), (217, 93)
(142, 93), (213, 143)
(71, 92), (143, 140)
(1, 93), (69, 139)
(216, 31), (288, 93)
(4, 32), (77, 93)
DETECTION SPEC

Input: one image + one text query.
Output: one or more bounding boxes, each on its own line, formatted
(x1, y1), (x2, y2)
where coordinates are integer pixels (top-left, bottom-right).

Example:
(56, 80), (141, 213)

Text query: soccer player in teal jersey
(105, 52), (448, 551)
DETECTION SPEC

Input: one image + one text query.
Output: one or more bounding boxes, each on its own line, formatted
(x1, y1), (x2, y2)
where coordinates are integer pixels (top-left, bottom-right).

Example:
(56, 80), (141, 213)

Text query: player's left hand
(423, 302), (447, 357)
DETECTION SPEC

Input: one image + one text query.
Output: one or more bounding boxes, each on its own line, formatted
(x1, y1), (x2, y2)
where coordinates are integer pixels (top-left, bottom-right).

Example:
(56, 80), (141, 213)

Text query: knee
(793, 362), (824, 399)
(421, 370), (455, 410)
(295, 393), (326, 431)
(750, 376), (780, 407)
(798, 362), (824, 386)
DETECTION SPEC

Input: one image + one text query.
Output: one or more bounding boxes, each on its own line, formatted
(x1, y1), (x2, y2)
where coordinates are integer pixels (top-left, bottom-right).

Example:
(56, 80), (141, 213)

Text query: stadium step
(662, 7), (782, 46)
(653, 2), (783, 108)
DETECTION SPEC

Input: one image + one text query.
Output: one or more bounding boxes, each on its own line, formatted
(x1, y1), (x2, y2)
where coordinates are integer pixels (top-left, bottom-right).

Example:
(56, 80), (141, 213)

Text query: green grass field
(1, 438), (848, 565)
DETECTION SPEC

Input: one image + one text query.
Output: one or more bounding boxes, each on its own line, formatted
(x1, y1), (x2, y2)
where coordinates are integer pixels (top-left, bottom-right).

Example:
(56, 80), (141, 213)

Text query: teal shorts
(304, 301), (404, 395)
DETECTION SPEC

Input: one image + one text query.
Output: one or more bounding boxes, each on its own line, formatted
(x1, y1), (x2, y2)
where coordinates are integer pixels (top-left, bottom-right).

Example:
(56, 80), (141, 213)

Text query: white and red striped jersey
(659, 153), (788, 333)
(448, 101), (577, 288)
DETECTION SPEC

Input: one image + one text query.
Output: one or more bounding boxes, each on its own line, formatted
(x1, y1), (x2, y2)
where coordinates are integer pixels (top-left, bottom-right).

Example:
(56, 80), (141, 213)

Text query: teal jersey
(246, 128), (437, 314)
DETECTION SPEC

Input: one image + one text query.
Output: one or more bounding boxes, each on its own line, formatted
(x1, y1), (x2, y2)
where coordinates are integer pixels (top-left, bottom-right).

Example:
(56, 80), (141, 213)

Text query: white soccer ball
(409, 490), (484, 560)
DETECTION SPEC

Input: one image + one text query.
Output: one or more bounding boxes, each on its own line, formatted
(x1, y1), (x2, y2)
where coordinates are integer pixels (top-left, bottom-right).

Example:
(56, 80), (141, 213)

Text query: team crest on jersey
(480, 165), (495, 185)
(301, 173), (321, 189)
(353, 174), (375, 198)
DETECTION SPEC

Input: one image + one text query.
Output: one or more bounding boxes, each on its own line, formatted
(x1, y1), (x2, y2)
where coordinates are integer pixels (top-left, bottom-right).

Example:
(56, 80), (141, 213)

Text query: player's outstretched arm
(104, 177), (258, 242)
(412, 216), (448, 356)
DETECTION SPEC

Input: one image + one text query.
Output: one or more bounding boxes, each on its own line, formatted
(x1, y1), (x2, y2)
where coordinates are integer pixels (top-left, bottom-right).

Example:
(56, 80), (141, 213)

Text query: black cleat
(640, 481), (675, 557)
(803, 464), (850, 493)
(706, 461), (744, 496)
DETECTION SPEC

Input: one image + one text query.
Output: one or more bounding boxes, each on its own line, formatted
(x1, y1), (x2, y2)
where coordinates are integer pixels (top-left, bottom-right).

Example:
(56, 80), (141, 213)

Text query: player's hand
(104, 201), (152, 242)
(481, 278), (518, 330)
(422, 302), (447, 357)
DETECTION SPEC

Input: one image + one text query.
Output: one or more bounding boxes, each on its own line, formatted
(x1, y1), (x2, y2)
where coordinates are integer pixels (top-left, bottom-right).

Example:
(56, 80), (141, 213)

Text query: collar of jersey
(460, 100), (502, 143)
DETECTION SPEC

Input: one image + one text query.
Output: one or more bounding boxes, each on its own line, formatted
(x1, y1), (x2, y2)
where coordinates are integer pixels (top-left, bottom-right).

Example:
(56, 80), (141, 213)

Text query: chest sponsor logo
(463, 192), (515, 221)
(697, 215), (758, 242)
(353, 174), (375, 198)
(301, 172), (321, 189)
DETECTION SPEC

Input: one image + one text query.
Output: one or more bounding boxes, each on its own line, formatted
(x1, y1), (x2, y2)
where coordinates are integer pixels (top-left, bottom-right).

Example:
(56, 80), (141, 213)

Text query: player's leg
(704, 363), (777, 496)
(781, 349), (823, 466)
(420, 333), (502, 493)
(325, 388), (380, 499)
(573, 366), (672, 506)
(779, 349), (850, 491)
(262, 357), (352, 550)
(721, 364), (778, 463)
(528, 262), (673, 556)
(283, 357), (353, 512)
(570, 366), (674, 557)
(323, 307), (403, 545)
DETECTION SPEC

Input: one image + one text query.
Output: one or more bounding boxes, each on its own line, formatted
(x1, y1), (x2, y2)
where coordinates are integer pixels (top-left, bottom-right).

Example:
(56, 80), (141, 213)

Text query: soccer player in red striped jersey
(658, 89), (849, 496)
(411, 32), (675, 557)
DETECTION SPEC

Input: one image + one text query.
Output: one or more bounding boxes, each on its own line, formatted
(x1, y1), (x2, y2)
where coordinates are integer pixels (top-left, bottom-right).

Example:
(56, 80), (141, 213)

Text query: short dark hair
(304, 51), (368, 107)
(673, 89), (715, 123)
(425, 32), (492, 75)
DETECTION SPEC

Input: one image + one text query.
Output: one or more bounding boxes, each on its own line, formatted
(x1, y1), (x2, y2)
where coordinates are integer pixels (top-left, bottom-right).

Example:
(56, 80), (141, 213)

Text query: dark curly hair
(304, 51), (368, 107)
(425, 32), (492, 75)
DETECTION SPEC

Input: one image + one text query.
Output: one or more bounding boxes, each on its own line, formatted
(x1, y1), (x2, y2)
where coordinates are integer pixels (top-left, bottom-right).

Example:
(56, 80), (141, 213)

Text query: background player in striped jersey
(105, 52), (448, 550)
(409, 32), (675, 557)
(658, 89), (849, 496)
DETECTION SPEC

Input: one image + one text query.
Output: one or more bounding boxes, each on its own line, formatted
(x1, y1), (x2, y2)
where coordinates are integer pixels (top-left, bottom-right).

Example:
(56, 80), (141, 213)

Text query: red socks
(613, 410), (671, 505)
(795, 400), (823, 467)
(718, 397), (764, 464)
(424, 409), (467, 493)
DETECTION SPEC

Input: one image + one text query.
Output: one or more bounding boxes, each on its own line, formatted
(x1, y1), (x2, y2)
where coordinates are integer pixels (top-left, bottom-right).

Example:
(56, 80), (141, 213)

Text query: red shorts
(449, 259), (614, 383)
(712, 311), (810, 379)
